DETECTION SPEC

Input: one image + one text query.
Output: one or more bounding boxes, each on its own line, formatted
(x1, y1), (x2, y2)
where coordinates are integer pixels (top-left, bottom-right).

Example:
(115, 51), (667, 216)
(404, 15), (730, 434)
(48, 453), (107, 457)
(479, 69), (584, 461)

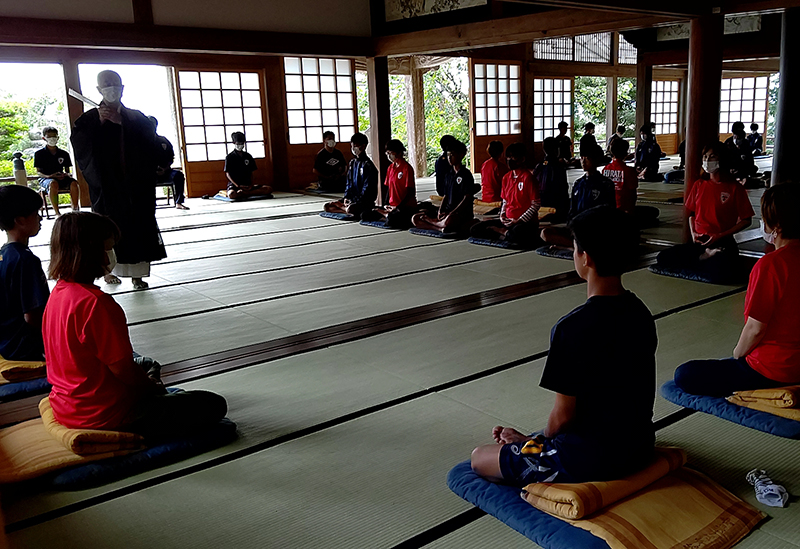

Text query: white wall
(0, 0), (133, 22)
(152, 0), (372, 37)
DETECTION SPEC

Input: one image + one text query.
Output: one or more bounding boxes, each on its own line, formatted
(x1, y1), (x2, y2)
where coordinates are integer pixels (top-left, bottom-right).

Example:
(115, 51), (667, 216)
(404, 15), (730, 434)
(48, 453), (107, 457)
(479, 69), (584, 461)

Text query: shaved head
(97, 70), (122, 88)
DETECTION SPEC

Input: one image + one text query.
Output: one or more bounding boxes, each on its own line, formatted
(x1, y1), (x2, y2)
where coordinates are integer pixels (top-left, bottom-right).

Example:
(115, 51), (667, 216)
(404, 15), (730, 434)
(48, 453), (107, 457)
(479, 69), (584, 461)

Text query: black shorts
(498, 435), (574, 486)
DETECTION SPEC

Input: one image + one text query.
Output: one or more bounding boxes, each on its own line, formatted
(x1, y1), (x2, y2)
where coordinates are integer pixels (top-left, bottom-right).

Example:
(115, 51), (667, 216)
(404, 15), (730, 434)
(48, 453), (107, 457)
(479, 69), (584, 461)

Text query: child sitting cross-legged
(471, 206), (656, 485)
(44, 212), (227, 437)
(324, 132), (379, 220)
(361, 139), (418, 229)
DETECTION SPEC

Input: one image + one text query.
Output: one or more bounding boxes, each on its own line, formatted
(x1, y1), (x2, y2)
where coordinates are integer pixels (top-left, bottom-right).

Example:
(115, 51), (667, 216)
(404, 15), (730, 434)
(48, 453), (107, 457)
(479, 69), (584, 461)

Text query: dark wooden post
(634, 52), (652, 147)
(771, 8), (799, 187)
(263, 57), (290, 191)
(367, 56), (391, 202)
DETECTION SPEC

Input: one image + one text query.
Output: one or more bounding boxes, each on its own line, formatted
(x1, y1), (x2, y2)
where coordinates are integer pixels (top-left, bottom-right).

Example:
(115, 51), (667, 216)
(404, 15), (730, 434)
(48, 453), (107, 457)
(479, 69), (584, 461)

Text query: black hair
(702, 141), (735, 173)
(542, 137), (558, 157)
(231, 131), (246, 143)
(385, 139), (406, 154)
(584, 122), (595, 130)
(350, 132), (369, 146)
(557, 121), (568, 129)
(505, 142), (526, 160)
(42, 126), (58, 136)
(569, 206), (639, 277)
(730, 121), (745, 134)
(148, 116), (158, 129)
(0, 185), (43, 231)
(439, 134), (456, 151)
(323, 130), (335, 140)
(579, 143), (604, 165)
(639, 123), (652, 135)
(610, 138), (630, 158)
(447, 139), (467, 157)
(761, 182), (800, 239)
(487, 140), (504, 158)
(750, 123), (759, 131)
(616, 124), (626, 133)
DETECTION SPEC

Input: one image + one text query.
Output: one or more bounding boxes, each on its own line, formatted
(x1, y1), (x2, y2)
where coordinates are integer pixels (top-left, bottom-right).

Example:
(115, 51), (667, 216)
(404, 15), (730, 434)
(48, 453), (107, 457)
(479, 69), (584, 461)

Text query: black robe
(71, 104), (167, 265)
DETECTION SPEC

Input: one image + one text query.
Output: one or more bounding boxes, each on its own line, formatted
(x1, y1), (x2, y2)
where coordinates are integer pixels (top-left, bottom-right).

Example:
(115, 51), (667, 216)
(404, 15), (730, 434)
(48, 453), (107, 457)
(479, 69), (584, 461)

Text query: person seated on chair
(323, 132), (378, 219)
(480, 140), (506, 203)
(655, 142), (754, 281)
(748, 123), (763, 157)
(224, 132), (272, 201)
(553, 121), (574, 167)
(540, 144), (615, 248)
(44, 212), (228, 436)
(606, 124), (626, 154)
(0, 185), (49, 362)
(34, 127), (79, 216)
(411, 139), (476, 235)
(311, 131), (346, 192)
(471, 143), (540, 248)
(471, 206), (655, 485)
(674, 183), (800, 397)
(362, 139), (417, 229)
(602, 138), (638, 215)
(434, 135), (457, 197)
(533, 137), (570, 223)
(148, 116), (188, 210)
(635, 124), (662, 182)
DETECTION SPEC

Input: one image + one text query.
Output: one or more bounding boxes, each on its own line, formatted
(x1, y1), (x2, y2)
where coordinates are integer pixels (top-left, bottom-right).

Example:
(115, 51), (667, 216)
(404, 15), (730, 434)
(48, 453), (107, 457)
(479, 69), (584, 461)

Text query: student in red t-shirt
(655, 142), (754, 282)
(43, 212), (227, 437)
(675, 183), (800, 395)
(602, 138), (638, 215)
(470, 143), (541, 247)
(480, 141), (506, 203)
(361, 140), (418, 229)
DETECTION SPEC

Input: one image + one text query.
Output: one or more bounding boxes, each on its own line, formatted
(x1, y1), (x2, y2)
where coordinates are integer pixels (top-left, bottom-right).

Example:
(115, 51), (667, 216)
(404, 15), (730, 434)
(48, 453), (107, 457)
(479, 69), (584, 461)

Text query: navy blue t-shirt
(33, 147), (72, 176)
(569, 171), (615, 219)
(0, 242), (49, 361)
(224, 150), (257, 187)
(635, 138), (661, 173)
(434, 154), (449, 196)
(441, 166), (475, 215)
(343, 154), (378, 206)
(539, 291), (657, 480)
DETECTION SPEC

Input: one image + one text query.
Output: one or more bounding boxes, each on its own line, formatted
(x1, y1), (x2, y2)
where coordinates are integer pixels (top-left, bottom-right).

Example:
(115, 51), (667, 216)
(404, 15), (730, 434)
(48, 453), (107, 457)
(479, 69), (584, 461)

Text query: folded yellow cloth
(0, 355), (46, 384)
(727, 396), (800, 421)
(474, 200), (502, 208)
(521, 447), (686, 520)
(566, 468), (764, 549)
(728, 385), (800, 408)
(39, 398), (145, 456)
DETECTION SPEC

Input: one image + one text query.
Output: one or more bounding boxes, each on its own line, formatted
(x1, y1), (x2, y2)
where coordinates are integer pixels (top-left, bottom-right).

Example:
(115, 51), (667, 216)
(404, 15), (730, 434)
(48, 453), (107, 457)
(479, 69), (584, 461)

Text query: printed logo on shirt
(720, 192), (730, 204)
(591, 189), (601, 200)
(245, 159), (250, 165)
(360, 167), (364, 176)
(162, 143), (168, 150)
(398, 172), (403, 179)
(518, 181), (524, 192)
(58, 157), (64, 164)
(326, 158), (339, 166)
(456, 177), (462, 184)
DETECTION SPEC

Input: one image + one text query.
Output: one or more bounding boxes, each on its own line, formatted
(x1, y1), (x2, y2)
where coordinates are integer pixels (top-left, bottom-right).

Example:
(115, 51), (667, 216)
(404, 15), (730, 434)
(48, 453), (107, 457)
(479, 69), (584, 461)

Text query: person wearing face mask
(34, 127), (80, 216)
(470, 143), (541, 248)
(361, 140), (417, 229)
(532, 137), (569, 223)
(634, 123), (662, 182)
(323, 132), (378, 219)
(310, 131), (347, 193)
(747, 123), (763, 157)
(71, 70), (166, 291)
(674, 183), (800, 396)
(655, 142), (754, 283)
(223, 132), (272, 201)
(729, 129), (760, 188)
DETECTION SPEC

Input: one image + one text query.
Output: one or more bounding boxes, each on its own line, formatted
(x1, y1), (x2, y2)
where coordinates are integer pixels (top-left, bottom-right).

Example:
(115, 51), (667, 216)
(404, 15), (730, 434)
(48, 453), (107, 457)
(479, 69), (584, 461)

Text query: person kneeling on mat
(362, 140), (417, 229)
(674, 183), (800, 397)
(471, 206), (655, 485)
(44, 213), (227, 438)
(471, 143), (541, 247)
(655, 142), (754, 281)
(532, 137), (569, 223)
(224, 132), (273, 201)
(411, 139), (476, 235)
(324, 132), (378, 220)
(540, 144), (615, 248)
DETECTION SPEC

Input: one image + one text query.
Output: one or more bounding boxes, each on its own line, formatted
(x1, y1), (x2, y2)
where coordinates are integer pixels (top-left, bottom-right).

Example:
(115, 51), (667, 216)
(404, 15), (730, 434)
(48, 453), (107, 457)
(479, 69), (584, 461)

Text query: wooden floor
(3, 172), (796, 549)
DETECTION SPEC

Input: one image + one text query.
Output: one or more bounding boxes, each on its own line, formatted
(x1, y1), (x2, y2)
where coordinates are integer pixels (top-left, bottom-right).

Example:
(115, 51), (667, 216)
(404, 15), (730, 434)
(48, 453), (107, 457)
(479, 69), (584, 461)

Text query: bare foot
(176, 203), (190, 210)
(132, 278), (149, 290)
(492, 426), (531, 445)
(104, 274), (121, 284)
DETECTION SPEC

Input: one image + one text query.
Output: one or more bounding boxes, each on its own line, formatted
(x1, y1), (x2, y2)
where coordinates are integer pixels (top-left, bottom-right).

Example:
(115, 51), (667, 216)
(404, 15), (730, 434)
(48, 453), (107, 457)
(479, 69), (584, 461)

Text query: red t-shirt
(43, 280), (140, 430)
(744, 241), (800, 382)
(501, 170), (539, 220)
(602, 158), (638, 213)
(385, 159), (416, 208)
(480, 157), (507, 203)
(685, 179), (754, 237)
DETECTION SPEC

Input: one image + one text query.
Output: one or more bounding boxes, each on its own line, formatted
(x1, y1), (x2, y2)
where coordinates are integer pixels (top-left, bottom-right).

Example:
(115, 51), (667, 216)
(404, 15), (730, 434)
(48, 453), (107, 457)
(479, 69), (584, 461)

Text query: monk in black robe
(71, 70), (166, 290)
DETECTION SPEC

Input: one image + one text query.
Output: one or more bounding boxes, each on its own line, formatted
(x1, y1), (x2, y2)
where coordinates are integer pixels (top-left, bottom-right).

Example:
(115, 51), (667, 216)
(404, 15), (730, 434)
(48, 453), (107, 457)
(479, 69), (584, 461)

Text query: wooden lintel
(721, 0), (800, 14)
(374, 9), (681, 57)
(642, 35), (781, 66)
(499, 0), (708, 17)
(132, 0), (154, 25)
(0, 16), (371, 58)
(528, 60), (636, 78)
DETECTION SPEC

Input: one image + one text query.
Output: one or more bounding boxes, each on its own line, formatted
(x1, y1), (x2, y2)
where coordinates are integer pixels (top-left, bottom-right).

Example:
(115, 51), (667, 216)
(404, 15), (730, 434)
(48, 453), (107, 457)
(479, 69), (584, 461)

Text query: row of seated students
(0, 185), (226, 437)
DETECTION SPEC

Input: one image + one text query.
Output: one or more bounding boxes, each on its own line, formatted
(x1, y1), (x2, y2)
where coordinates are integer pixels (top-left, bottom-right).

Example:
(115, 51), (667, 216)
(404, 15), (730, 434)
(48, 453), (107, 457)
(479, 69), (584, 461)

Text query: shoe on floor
(176, 203), (190, 210)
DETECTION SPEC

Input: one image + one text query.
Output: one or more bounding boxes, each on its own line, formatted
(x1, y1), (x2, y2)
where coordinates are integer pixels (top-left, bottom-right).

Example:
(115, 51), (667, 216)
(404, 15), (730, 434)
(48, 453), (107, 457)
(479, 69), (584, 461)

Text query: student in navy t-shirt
(34, 126), (80, 216)
(323, 132), (379, 219)
(434, 135), (457, 197)
(471, 206), (656, 485)
(0, 185), (49, 362)
(224, 131), (273, 201)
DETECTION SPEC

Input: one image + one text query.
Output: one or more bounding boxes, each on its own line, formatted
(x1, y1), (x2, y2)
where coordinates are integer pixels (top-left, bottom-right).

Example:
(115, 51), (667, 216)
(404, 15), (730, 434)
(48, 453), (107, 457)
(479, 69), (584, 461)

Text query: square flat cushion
(0, 378), (51, 403)
(660, 380), (800, 439)
(319, 212), (357, 221)
(535, 246), (574, 260)
(408, 228), (460, 239)
(648, 264), (743, 286)
(213, 193), (273, 203)
(447, 460), (610, 549)
(467, 237), (518, 249)
(359, 220), (396, 230)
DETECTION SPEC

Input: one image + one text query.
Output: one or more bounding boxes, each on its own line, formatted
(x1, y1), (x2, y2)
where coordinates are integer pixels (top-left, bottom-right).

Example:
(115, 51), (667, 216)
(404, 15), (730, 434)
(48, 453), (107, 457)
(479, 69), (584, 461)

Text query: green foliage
(0, 92), (69, 161)
(767, 73), (779, 147)
(389, 75), (408, 145)
(422, 59), (470, 174)
(355, 71), (370, 132)
(574, 76), (607, 142)
(0, 101), (29, 159)
(617, 77), (637, 138)
(0, 157), (35, 178)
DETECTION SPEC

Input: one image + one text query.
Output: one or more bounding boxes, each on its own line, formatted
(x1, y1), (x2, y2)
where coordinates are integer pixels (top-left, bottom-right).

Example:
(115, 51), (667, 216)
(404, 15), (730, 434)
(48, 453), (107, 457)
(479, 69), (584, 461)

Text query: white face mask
(104, 248), (117, 275)
(234, 144), (245, 151)
(703, 160), (720, 174)
(45, 137), (59, 146)
(325, 140), (335, 148)
(98, 85), (123, 103)
(351, 146), (361, 157)
(761, 220), (777, 245)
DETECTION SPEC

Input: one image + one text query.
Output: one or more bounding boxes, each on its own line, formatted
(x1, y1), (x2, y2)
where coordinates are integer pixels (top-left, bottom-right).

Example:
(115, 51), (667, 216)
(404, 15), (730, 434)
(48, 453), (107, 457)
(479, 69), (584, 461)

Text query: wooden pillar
(522, 44), (536, 161)
(634, 52), (652, 147)
(405, 57), (427, 177)
(62, 58), (91, 208)
(605, 76), (618, 144)
(771, 8), (800, 187)
(367, 56), (391, 202)
(263, 57), (290, 191)
(685, 14), (723, 218)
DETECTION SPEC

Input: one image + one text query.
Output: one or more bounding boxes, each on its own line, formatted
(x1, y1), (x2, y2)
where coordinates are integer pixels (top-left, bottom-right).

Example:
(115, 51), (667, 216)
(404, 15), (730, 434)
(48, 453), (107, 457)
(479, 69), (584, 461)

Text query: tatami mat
(425, 515), (536, 548)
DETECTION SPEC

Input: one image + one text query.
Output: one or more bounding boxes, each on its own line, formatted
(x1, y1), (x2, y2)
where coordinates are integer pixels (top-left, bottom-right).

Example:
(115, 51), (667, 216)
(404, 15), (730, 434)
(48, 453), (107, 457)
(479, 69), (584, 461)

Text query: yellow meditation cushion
(0, 355), (46, 384)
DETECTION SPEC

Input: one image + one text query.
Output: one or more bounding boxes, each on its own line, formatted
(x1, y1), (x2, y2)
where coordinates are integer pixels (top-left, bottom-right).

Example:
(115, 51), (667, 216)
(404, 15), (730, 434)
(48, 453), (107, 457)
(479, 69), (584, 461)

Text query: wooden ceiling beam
(498, 0), (709, 17)
(374, 9), (681, 57)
